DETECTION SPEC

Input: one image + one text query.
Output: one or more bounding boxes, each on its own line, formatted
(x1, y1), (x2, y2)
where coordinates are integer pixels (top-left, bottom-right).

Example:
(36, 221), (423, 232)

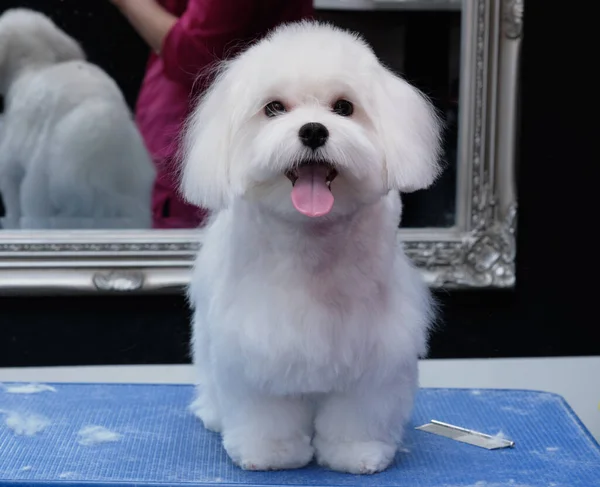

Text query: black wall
(0, 1), (597, 367)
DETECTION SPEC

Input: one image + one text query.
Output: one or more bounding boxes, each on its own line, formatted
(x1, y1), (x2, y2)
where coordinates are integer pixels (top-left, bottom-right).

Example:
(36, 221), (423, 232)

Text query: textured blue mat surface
(1, 383), (599, 486)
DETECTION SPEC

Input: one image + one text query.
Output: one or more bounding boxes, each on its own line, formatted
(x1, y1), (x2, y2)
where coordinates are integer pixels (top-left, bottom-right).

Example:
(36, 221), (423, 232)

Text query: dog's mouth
(285, 161), (338, 187)
(285, 161), (338, 218)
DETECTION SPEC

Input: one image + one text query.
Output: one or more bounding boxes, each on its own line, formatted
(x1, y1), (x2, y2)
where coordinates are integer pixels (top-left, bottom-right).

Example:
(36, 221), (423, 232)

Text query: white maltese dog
(0, 9), (155, 229)
(183, 21), (442, 474)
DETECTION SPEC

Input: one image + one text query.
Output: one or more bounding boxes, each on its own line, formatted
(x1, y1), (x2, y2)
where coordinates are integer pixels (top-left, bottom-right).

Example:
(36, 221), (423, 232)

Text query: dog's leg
(19, 162), (55, 229)
(189, 380), (222, 433)
(313, 368), (417, 474)
(0, 153), (24, 229)
(189, 312), (222, 432)
(219, 388), (315, 471)
(189, 366), (221, 433)
(0, 177), (22, 229)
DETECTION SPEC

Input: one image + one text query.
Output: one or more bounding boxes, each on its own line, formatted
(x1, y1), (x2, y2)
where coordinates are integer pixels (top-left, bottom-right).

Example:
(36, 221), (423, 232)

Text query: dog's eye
(333, 99), (354, 117)
(265, 101), (286, 118)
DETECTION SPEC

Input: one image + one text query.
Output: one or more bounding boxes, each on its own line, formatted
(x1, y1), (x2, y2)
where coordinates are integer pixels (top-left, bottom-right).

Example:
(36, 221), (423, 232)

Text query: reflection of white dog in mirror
(183, 22), (442, 474)
(0, 9), (155, 229)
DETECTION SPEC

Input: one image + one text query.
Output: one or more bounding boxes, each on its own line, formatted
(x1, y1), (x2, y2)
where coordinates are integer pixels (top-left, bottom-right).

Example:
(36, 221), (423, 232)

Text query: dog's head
(0, 9), (85, 94)
(182, 21), (443, 221)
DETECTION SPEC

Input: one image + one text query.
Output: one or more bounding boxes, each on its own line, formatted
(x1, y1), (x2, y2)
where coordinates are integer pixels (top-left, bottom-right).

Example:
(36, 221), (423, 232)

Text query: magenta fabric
(134, 0), (314, 229)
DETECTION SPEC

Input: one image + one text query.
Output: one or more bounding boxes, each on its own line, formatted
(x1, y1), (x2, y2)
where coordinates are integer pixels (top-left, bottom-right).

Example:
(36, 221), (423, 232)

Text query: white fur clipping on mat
(2, 383), (57, 394)
(58, 472), (81, 479)
(1, 411), (51, 436)
(77, 425), (122, 446)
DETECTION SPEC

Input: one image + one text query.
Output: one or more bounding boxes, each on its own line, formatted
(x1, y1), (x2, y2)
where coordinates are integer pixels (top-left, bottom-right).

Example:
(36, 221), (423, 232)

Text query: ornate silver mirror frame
(0, 0), (522, 294)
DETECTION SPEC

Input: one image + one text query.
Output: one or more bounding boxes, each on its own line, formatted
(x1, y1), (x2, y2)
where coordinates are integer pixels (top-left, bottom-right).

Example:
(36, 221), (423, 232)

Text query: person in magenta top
(111, 0), (314, 229)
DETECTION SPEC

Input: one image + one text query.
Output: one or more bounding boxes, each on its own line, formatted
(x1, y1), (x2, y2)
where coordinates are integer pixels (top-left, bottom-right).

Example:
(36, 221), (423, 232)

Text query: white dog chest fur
(191, 195), (428, 396)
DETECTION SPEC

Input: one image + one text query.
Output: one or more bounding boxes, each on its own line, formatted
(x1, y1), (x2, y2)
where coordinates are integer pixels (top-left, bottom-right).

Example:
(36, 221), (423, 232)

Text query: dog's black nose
(298, 122), (329, 150)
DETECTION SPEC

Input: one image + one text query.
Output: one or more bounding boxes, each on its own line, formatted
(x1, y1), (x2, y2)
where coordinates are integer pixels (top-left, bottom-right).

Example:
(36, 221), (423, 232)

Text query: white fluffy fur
(77, 425), (122, 446)
(183, 21), (442, 474)
(1, 410), (50, 436)
(0, 9), (155, 229)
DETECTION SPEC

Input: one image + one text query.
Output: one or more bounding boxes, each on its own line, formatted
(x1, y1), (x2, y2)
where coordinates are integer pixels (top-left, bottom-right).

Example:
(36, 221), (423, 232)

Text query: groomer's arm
(110, 0), (177, 54)
(113, 0), (257, 86)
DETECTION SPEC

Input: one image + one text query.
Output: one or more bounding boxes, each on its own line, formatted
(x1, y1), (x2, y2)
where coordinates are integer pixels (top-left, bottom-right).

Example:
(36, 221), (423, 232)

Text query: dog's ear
(373, 66), (443, 193)
(48, 29), (85, 63)
(180, 62), (237, 211)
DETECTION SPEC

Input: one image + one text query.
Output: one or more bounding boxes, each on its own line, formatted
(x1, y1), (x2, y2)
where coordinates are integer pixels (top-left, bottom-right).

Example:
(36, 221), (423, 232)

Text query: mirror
(0, 0), (522, 292)
(0, 0), (460, 230)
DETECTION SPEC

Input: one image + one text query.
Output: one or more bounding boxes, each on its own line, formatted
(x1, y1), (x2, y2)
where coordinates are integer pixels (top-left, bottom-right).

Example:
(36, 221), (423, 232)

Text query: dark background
(0, 1), (596, 367)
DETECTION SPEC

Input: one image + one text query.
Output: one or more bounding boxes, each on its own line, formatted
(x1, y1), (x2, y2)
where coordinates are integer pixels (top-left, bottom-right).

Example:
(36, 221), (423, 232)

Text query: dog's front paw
(224, 434), (314, 471)
(189, 396), (222, 433)
(313, 436), (397, 474)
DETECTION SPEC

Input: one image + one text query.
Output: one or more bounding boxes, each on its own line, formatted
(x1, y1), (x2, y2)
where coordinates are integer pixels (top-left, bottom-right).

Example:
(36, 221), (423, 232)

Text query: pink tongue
(290, 165), (334, 217)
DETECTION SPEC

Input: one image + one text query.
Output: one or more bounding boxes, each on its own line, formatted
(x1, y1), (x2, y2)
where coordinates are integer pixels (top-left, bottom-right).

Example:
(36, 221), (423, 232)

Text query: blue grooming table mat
(1, 384), (599, 486)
